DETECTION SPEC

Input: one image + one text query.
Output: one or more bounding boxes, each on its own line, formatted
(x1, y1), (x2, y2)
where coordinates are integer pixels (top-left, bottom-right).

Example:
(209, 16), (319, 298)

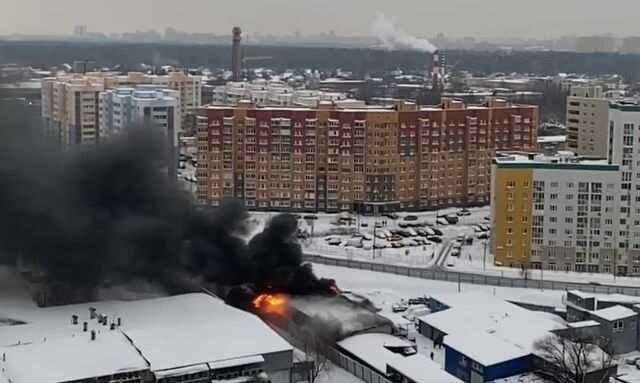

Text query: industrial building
(0, 293), (294, 383)
(195, 97), (538, 213)
(416, 292), (616, 383)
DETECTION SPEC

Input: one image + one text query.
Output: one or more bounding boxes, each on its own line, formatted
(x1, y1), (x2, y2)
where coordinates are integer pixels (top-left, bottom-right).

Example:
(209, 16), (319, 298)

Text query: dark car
(384, 212), (400, 220)
(403, 215), (419, 221)
(427, 236), (443, 243)
(303, 215), (318, 220)
(431, 228), (444, 236)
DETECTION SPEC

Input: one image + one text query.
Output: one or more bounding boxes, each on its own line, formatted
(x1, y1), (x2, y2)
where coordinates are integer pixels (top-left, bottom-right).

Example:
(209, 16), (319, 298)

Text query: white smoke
(371, 14), (437, 53)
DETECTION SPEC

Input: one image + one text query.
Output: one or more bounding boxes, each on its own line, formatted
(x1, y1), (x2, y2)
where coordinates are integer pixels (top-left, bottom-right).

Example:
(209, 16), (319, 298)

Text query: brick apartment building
(196, 98), (538, 213)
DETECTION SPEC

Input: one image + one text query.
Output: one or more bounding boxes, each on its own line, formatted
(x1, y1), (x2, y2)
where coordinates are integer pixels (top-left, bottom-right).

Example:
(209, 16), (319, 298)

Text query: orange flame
(252, 293), (288, 315)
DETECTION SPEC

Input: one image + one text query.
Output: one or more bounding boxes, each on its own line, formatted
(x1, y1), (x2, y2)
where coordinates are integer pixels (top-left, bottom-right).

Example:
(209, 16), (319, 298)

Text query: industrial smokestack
(83, 321), (88, 332)
(117, 317), (122, 327)
(232, 27), (242, 82)
(90, 330), (96, 341)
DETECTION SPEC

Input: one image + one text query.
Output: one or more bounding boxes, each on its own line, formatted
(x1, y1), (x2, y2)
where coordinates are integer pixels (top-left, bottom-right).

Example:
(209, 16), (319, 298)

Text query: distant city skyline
(2, 0), (640, 40)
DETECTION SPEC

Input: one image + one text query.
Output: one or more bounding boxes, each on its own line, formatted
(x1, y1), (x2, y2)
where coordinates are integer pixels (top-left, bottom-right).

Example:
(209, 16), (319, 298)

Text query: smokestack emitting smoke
(0, 100), (335, 302)
(371, 14), (437, 52)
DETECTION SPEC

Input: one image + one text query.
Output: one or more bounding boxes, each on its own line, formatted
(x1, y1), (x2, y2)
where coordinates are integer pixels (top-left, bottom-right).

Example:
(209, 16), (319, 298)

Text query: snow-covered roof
(338, 333), (411, 373)
(387, 354), (463, 383)
(1, 331), (149, 383)
(537, 135), (567, 143)
(338, 333), (458, 381)
(444, 331), (530, 366)
(591, 305), (637, 322)
(567, 320), (600, 328)
(290, 296), (390, 335)
(421, 292), (564, 365)
(0, 294), (292, 379)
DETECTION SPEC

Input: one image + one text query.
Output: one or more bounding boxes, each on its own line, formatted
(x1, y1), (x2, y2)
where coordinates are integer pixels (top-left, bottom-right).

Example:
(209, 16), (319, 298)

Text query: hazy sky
(2, 0), (639, 39)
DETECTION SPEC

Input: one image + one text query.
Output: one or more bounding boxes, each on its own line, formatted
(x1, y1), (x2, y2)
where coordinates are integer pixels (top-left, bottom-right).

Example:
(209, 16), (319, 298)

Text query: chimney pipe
(2, 353), (5, 362)
(83, 321), (88, 332)
(90, 330), (96, 341)
(117, 317), (122, 327)
(232, 27), (242, 82)
(71, 315), (78, 325)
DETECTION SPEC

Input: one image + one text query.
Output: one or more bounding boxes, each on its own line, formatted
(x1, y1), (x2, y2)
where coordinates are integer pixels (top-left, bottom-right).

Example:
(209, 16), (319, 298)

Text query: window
(614, 320), (625, 333)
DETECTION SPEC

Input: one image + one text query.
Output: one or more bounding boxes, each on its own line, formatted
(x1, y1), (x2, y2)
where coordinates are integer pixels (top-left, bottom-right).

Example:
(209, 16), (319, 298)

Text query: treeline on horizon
(1, 41), (640, 81)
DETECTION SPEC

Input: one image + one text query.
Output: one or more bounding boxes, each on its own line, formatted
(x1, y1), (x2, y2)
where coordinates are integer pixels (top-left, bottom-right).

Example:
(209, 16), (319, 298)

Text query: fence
(304, 253), (640, 296)
(326, 347), (393, 383)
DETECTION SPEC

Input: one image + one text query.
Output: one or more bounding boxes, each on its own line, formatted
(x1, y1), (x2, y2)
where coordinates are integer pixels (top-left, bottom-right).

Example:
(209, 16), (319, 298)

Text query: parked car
(392, 303), (409, 313)
(456, 235), (465, 242)
(431, 228), (443, 236)
(303, 214), (318, 220)
(374, 242), (388, 249)
(328, 238), (342, 246)
(375, 222), (384, 228)
(436, 218), (449, 226)
(362, 233), (373, 241)
(427, 236), (443, 243)
(384, 212), (400, 220)
(445, 215), (459, 224)
(483, 216), (491, 221)
(346, 238), (363, 248)
(406, 228), (418, 237)
(416, 228), (428, 237)
(457, 208), (471, 216)
(403, 215), (419, 221)
(451, 249), (460, 257)
(477, 232), (490, 239)
(375, 231), (387, 240)
(398, 222), (409, 228)
(391, 242), (404, 248)
(473, 225), (483, 233)
(360, 222), (369, 227)
(479, 224), (490, 231)
(382, 229), (394, 238)
(399, 230), (413, 238)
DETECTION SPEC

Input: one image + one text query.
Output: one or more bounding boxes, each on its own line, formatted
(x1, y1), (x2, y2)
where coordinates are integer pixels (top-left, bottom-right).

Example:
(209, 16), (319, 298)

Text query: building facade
(42, 72), (201, 145)
(99, 87), (180, 176)
(566, 86), (609, 157)
(196, 98), (538, 212)
(491, 152), (621, 272)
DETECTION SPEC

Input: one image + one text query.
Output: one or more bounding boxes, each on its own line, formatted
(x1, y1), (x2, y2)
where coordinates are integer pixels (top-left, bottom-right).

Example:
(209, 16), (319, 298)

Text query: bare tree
(296, 327), (332, 383)
(534, 333), (615, 383)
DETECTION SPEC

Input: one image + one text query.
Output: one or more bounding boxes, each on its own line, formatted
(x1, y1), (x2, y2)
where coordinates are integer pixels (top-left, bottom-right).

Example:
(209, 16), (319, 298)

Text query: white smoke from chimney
(371, 14), (437, 53)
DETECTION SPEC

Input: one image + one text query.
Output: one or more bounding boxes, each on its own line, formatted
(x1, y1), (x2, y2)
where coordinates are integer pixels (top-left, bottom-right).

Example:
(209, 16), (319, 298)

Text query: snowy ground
(311, 263), (567, 316)
(445, 237), (640, 288)
(250, 207), (489, 268)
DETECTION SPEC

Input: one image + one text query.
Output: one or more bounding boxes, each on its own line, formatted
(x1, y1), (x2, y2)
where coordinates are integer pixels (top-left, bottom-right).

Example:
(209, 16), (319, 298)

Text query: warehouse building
(0, 293), (293, 383)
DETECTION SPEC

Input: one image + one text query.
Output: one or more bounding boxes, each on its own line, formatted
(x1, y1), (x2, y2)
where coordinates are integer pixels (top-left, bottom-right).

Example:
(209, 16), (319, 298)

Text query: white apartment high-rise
(99, 87), (180, 175)
(42, 72), (201, 146)
(566, 85), (609, 157)
(492, 101), (640, 276)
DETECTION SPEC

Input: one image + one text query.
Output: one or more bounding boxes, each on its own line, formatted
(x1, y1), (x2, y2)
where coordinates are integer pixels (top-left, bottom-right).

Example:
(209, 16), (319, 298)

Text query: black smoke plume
(0, 99), (335, 304)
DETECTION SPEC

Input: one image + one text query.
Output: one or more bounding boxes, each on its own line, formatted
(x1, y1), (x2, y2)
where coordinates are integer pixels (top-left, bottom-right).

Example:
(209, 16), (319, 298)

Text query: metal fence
(326, 347), (393, 383)
(305, 253), (640, 296)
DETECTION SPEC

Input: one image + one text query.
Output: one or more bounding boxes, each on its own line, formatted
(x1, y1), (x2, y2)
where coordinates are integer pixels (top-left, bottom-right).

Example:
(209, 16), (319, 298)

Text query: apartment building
(491, 152), (620, 273)
(99, 87), (180, 175)
(196, 98), (538, 213)
(42, 72), (201, 145)
(212, 80), (360, 108)
(566, 85), (609, 157)
(492, 101), (640, 275)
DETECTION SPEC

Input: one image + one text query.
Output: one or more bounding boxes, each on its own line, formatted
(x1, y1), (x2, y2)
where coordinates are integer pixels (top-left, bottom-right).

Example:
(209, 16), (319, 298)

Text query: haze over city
(5, 2), (640, 383)
(2, 0), (640, 38)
